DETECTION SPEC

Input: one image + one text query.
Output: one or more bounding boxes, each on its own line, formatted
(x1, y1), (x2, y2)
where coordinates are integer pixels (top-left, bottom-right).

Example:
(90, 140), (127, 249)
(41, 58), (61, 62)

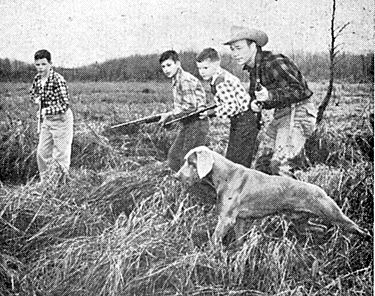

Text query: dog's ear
(196, 149), (214, 179)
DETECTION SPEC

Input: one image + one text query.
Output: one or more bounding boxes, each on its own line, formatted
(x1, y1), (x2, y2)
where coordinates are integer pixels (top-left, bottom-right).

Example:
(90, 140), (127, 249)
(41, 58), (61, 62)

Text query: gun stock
(163, 104), (217, 127)
(111, 114), (162, 129)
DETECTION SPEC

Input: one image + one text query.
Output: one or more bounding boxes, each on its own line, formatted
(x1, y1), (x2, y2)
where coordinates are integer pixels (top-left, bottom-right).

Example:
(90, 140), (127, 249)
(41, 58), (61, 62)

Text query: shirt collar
(211, 67), (224, 85)
(243, 63), (254, 72)
(243, 50), (263, 71)
(172, 67), (182, 86)
(37, 68), (54, 81)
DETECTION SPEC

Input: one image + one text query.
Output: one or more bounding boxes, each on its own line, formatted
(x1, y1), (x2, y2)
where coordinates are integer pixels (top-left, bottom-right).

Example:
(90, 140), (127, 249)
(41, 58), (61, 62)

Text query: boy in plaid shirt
(30, 49), (74, 190)
(196, 48), (258, 167)
(158, 50), (210, 171)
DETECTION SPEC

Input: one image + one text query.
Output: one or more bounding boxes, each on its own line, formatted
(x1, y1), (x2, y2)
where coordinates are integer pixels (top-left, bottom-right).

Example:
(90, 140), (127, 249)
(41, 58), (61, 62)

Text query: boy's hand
(37, 109), (46, 119)
(254, 86), (269, 102)
(199, 111), (208, 119)
(158, 112), (172, 125)
(34, 97), (41, 104)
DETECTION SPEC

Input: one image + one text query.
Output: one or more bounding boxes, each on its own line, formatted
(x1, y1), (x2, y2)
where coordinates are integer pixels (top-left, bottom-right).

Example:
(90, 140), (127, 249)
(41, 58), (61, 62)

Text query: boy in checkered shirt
(158, 50), (210, 172)
(30, 49), (74, 191)
(196, 48), (259, 167)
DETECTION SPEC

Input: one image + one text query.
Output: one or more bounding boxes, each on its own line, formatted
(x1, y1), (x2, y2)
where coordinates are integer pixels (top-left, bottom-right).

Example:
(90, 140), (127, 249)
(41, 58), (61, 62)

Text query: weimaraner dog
(174, 146), (369, 245)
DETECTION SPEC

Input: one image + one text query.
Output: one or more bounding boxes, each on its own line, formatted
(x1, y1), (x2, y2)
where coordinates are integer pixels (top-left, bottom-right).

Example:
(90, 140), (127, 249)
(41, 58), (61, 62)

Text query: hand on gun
(254, 84), (269, 102)
(251, 84), (269, 112)
(250, 100), (263, 112)
(158, 111), (172, 126)
(198, 106), (211, 120)
(199, 111), (208, 120)
(34, 96), (41, 104)
(37, 109), (46, 120)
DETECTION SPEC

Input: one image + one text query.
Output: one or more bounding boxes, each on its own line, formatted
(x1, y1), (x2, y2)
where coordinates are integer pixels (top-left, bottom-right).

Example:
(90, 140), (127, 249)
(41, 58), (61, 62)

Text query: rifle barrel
(164, 105), (217, 127)
(111, 114), (161, 129)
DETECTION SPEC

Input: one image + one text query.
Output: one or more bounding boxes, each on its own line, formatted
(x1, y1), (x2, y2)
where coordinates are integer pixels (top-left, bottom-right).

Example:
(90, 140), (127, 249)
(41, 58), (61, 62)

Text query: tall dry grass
(0, 81), (373, 295)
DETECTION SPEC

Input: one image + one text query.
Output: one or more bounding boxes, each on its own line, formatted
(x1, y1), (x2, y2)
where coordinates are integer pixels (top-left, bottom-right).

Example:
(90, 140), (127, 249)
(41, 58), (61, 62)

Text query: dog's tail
(320, 195), (372, 239)
(354, 225), (372, 239)
(339, 217), (372, 239)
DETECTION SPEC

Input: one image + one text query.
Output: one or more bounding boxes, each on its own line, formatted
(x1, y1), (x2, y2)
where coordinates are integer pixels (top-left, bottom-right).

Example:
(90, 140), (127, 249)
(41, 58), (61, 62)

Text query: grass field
(0, 80), (373, 295)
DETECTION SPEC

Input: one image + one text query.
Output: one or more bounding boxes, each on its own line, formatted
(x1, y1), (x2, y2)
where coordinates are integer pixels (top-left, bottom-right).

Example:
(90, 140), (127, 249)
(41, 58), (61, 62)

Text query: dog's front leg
(212, 215), (235, 245)
(234, 218), (247, 246)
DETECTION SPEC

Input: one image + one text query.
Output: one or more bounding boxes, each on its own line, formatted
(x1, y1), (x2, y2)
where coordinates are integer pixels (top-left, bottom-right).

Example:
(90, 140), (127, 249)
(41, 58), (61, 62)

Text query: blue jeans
(227, 109), (259, 168)
(168, 118), (209, 172)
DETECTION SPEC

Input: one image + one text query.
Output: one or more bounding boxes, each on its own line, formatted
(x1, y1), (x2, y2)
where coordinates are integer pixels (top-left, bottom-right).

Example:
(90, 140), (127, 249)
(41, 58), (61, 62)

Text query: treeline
(0, 50), (373, 83)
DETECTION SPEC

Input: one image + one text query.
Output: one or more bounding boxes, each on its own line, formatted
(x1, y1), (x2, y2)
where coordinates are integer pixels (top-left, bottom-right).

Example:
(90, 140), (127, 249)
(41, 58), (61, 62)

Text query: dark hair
(246, 40), (254, 46)
(196, 48), (220, 63)
(34, 49), (52, 63)
(159, 50), (179, 64)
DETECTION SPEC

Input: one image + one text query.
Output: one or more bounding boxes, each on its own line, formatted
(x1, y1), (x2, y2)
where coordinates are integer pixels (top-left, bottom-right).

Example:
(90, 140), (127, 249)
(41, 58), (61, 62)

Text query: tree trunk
(316, 0), (336, 124)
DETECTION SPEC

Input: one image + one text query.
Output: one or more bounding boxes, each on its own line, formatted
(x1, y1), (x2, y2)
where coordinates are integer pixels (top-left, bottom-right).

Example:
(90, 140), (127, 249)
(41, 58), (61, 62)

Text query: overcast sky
(0, 0), (372, 67)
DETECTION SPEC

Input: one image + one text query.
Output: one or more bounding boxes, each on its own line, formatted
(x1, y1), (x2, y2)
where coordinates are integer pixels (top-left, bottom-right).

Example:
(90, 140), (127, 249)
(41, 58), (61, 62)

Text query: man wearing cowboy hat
(224, 26), (317, 178)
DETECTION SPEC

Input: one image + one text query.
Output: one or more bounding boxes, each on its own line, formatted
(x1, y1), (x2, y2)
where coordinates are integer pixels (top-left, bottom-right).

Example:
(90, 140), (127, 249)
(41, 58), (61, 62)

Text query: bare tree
(316, 0), (350, 124)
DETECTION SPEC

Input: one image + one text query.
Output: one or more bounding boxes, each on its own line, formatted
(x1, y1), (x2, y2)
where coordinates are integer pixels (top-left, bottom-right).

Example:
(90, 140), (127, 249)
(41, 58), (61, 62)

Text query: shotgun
(251, 46), (264, 130)
(163, 104), (217, 127)
(111, 104), (217, 129)
(111, 114), (162, 129)
(254, 78), (264, 130)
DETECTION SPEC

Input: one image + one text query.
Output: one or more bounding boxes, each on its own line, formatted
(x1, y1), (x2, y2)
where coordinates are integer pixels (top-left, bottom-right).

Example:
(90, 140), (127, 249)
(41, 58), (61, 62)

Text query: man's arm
(261, 55), (313, 109)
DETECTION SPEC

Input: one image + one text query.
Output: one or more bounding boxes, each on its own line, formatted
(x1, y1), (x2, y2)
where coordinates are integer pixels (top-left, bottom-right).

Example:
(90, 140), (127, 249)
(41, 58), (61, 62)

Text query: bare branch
(336, 22), (351, 36)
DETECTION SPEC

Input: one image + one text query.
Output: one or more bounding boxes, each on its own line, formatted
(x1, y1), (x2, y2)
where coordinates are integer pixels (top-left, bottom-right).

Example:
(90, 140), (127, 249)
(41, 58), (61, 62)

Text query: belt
(275, 96), (312, 112)
(45, 108), (70, 120)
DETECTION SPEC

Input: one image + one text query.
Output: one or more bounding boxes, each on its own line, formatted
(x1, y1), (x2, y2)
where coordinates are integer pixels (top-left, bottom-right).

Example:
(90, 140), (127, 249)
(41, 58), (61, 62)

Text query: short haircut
(34, 49), (52, 63)
(246, 40), (254, 46)
(196, 48), (220, 63)
(159, 50), (179, 64)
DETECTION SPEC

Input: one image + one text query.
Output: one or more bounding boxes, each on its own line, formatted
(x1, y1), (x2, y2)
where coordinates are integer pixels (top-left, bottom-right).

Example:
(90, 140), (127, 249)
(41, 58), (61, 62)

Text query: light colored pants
(37, 108), (74, 182)
(254, 100), (317, 178)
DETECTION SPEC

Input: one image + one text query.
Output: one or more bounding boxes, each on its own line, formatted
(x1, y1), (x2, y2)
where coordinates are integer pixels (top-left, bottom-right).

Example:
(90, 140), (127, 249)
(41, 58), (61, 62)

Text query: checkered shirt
(30, 69), (70, 115)
(171, 68), (207, 115)
(245, 51), (313, 110)
(211, 68), (250, 119)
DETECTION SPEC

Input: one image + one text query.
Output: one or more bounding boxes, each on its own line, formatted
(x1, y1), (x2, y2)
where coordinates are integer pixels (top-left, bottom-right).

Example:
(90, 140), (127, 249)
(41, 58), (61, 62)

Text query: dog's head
(174, 146), (214, 185)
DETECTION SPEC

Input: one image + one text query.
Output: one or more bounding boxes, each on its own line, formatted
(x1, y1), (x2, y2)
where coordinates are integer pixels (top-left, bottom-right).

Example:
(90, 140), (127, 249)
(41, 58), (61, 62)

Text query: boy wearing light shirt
(196, 47), (258, 167)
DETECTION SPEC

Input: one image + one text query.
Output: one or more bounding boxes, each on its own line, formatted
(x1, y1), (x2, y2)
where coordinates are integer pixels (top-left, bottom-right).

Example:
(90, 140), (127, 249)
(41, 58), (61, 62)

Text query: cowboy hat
(224, 26), (268, 47)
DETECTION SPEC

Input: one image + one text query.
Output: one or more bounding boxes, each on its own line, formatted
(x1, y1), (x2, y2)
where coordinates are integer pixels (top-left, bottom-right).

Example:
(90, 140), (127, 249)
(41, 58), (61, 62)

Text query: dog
(174, 146), (370, 245)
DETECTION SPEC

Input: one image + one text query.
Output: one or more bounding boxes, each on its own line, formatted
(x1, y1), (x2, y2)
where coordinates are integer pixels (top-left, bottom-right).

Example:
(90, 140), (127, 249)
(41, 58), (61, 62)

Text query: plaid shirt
(30, 69), (70, 115)
(211, 68), (250, 118)
(171, 68), (206, 115)
(246, 51), (313, 110)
